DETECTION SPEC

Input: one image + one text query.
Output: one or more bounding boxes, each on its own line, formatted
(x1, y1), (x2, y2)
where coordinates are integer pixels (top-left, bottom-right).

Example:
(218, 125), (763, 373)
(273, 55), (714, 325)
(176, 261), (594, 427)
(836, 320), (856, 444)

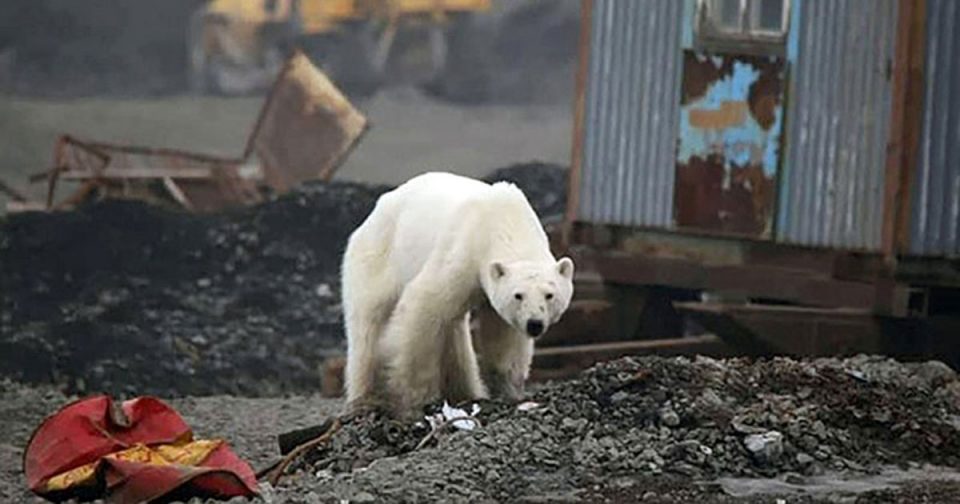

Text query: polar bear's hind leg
(342, 222), (399, 412)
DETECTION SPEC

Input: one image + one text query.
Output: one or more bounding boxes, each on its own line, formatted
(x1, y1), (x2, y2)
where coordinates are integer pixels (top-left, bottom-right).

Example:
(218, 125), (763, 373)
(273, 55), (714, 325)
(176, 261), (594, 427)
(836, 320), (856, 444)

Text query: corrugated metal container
(776, 0), (899, 251)
(577, 0), (683, 228)
(909, 0), (960, 258)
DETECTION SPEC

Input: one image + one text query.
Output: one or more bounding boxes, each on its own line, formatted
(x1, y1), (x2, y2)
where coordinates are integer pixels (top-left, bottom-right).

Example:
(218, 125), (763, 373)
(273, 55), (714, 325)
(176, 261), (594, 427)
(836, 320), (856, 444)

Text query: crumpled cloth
(24, 395), (259, 503)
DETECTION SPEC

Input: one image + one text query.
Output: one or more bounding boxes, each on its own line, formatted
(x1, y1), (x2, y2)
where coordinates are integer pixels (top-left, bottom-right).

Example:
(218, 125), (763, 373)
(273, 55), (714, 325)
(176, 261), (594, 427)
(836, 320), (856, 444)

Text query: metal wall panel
(776, 0), (898, 250)
(577, 0), (683, 228)
(674, 51), (786, 237)
(909, 0), (960, 258)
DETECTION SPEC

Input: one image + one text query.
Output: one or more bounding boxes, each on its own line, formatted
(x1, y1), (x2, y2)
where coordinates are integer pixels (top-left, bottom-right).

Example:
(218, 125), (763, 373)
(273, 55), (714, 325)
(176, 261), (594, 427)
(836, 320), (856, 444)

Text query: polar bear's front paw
(343, 397), (382, 418)
(482, 369), (525, 402)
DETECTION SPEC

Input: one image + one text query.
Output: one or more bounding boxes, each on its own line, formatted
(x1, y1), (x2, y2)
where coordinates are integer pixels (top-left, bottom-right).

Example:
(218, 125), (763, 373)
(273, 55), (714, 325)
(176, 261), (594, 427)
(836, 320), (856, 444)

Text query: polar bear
(341, 172), (574, 417)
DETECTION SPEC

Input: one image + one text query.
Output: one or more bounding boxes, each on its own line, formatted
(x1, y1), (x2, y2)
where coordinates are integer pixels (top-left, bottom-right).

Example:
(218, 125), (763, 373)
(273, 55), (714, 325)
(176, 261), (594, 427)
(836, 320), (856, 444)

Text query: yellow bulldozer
(188, 0), (491, 95)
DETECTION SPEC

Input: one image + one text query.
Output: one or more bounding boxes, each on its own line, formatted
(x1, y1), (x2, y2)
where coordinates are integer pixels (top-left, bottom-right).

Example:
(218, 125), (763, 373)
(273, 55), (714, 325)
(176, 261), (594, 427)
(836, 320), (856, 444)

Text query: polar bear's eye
(545, 293), (554, 300)
(514, 293), (523, 301)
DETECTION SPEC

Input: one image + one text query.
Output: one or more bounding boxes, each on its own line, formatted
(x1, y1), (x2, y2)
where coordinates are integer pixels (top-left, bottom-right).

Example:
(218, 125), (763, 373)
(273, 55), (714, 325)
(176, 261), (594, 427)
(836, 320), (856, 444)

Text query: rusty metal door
(674, 50), (786, 237)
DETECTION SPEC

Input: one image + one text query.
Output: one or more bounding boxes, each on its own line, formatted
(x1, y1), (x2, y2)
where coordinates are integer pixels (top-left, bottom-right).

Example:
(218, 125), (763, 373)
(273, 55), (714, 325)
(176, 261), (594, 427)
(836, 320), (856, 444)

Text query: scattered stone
(660, 408), (680, 428)
(744, 431), (784, 465)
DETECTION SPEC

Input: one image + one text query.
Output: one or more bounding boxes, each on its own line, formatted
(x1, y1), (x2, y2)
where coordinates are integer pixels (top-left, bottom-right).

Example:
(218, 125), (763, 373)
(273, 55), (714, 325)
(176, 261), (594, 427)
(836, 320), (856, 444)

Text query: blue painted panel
(675, 50), (786, 236)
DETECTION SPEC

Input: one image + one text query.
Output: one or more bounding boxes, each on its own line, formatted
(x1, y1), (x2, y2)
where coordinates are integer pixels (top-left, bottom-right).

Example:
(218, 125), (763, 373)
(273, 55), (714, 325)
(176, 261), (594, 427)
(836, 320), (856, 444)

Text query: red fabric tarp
(24, 395), (259, 503)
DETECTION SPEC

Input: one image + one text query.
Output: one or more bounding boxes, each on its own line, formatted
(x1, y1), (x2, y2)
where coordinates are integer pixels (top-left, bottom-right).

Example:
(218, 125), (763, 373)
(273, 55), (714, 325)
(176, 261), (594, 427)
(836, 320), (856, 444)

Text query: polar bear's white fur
(341, 172), (574, 416)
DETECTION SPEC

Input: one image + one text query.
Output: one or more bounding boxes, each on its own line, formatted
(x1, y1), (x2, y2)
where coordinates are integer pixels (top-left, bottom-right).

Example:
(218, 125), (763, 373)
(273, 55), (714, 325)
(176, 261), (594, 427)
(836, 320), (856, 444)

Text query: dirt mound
(275, 355), (960, 502)
(0, 163), (567, 398)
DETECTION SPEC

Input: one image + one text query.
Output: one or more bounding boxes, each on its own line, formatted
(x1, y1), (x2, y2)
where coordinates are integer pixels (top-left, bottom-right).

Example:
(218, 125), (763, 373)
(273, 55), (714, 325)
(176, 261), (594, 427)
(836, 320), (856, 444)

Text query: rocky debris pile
(276, 355), (960, 502)
(0, 164), (568, 398)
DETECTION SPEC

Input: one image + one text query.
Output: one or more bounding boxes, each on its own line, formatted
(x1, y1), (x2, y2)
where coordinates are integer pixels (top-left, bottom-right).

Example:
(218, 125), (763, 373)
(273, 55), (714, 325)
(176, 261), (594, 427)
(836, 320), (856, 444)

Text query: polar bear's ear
(490, 262), (508, 280)
(556, 257), (574, 279)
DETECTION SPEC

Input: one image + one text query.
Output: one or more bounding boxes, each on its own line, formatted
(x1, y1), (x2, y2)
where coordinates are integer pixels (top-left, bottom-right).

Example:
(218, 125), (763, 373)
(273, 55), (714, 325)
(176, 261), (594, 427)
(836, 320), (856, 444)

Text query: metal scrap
(10, 51), (367, 213)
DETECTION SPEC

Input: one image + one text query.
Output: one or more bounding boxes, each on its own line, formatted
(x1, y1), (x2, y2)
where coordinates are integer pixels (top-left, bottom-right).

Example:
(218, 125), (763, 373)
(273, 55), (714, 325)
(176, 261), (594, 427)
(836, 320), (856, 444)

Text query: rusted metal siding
(675, 52), (786, 237)
(909, 0), (960, 258)
(577, 0), (683, 228)
(776, 0), (898, 250)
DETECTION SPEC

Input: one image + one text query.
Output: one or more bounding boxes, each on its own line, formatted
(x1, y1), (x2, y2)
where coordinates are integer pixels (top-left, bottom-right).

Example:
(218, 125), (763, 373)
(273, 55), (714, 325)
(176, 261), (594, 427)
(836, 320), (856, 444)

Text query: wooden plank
(593, 252), (885, 310)
(677, 302), (883, 358)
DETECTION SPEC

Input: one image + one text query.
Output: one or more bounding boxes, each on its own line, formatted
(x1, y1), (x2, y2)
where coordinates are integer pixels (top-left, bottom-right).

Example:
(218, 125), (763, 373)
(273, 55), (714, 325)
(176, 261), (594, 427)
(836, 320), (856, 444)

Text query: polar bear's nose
(526, 319), (545, 337)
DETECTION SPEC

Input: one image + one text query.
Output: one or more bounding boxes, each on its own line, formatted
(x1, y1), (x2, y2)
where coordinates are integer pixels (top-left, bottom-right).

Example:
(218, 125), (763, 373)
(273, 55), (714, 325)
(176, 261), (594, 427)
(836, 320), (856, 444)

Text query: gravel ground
(5, 354), (960, 503)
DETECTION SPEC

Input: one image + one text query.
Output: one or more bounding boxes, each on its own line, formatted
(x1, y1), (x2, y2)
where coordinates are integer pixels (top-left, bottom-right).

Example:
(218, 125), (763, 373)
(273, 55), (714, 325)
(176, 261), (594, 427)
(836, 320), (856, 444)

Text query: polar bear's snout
(525, 319), (545, 338)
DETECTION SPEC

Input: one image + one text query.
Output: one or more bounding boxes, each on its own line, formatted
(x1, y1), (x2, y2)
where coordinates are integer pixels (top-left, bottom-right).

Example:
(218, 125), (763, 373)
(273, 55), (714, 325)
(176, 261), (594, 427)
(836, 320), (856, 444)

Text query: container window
(697, 0), (790, 51)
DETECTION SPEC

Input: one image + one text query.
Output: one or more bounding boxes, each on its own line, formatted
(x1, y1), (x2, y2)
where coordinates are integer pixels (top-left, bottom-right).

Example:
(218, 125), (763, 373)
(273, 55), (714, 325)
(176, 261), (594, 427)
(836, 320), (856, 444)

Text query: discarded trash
(9, 51), (367, 214)
(426, 401), (482, 431)
(516, 401), (542, 412)
(24, 395), (258, 503)
(416, 402), (483, 450)
(261, 418), (342, 486)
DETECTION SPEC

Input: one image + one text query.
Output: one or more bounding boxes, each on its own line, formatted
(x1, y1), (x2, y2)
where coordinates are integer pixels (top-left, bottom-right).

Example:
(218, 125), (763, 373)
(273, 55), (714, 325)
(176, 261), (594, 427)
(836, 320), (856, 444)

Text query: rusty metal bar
(0, 179), (28, 202)
(61, 167), (217, 180)
(162, 178), (195, 210)
(74, 138), (242, 165)
(893, 0), (928, 253)
(563, 0), (593, 247)
(881, 0), (926, 259)
(46, 136), (69, 208)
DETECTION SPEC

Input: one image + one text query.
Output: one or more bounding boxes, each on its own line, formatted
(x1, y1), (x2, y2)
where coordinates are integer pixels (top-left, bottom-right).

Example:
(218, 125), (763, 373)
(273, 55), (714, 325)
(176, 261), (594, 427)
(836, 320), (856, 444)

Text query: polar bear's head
(485, 257), (575, 338)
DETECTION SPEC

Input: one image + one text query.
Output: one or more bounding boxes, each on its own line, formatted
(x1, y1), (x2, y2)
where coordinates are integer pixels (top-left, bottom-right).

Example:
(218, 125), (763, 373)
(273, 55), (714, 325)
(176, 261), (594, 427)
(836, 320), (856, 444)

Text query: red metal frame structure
(44, 135), (259, 212)
(31, 51), (368, 213)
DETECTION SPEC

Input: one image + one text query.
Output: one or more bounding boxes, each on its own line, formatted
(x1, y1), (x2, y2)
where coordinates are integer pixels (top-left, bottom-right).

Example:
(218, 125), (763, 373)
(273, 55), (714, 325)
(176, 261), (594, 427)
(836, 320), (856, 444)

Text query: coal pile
(482, 161), (567, 221)
(277, 355), (960, 502)
(0, 181), (390, 397)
